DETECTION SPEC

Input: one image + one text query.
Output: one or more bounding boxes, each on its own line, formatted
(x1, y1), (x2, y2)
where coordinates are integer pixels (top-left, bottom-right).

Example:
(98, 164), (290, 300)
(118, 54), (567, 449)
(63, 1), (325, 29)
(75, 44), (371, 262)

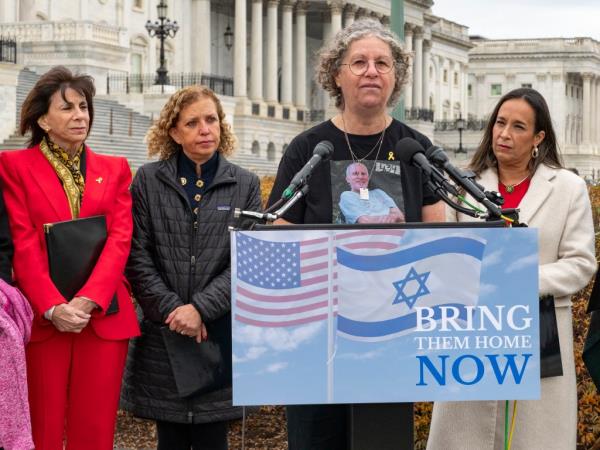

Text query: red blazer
(0, 145), (140, 342)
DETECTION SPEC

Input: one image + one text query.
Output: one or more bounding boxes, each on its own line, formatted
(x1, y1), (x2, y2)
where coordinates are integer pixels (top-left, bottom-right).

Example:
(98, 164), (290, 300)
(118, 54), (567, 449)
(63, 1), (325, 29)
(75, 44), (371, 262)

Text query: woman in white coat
(427, 88), (596, 450)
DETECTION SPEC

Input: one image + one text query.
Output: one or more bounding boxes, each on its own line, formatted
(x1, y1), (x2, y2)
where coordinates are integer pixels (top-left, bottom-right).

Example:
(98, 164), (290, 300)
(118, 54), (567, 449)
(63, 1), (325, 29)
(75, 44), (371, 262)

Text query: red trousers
(26, 326), (128, 450)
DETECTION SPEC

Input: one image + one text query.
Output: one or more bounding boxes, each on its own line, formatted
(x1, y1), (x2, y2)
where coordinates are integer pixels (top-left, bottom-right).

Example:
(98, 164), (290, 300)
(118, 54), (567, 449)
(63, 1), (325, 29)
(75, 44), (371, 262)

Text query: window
(454, 72), (458, 86)
(521, 83), (532, 88)
(133, 0), (143, 9)
(468, 84), (472, 97)
(491, 84), (502, 96)
(443, 69), (448, 83)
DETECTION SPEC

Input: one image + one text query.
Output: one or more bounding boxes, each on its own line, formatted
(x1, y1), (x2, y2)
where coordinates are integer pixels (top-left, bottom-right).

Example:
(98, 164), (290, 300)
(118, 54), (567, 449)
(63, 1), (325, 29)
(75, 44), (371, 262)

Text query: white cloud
(233, 322), (324, 352)
(261, 362), (288, 374)
(233, 346), (268, 363)
(479, 282), (497, 297)
(505, 254), (537, 273)
(482, 249), (503, 267)
(337, 349), (384, 360)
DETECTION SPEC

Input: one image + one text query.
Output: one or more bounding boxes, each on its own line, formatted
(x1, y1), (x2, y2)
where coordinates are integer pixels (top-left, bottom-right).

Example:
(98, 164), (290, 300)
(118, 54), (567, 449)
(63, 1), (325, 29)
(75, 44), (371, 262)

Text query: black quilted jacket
(120, 152), (261, 423)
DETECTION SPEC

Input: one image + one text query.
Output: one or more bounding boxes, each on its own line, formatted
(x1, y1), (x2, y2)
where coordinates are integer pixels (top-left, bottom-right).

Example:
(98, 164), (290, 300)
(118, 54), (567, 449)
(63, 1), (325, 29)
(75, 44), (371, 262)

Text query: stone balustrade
(472, 37), (600, 55)
(0, 20), (125, 47)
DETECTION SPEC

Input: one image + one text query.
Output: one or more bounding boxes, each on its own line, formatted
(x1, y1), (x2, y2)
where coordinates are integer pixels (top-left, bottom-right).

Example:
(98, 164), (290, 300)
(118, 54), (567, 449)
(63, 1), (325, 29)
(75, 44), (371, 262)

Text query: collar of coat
(478, 163), (558, 225)
(156, 151), (238, 193)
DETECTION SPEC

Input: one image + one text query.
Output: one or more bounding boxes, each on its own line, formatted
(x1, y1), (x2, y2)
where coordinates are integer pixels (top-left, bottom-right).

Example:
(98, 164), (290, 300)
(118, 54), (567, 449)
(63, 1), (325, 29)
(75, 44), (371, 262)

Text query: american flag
(233, 229), (405, 327)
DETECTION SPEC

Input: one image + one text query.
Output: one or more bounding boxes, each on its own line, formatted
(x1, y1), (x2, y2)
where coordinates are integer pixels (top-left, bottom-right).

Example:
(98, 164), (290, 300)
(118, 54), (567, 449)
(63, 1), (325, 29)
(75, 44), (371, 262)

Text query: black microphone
(282, 140), (334, 199)
(425, 145), (503, 217)
(395, 138), (458, 196)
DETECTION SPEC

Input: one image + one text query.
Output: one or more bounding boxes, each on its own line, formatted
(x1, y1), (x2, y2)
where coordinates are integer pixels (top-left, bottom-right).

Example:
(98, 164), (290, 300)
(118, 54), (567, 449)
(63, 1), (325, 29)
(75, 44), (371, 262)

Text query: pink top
(0, 279), (34, 450)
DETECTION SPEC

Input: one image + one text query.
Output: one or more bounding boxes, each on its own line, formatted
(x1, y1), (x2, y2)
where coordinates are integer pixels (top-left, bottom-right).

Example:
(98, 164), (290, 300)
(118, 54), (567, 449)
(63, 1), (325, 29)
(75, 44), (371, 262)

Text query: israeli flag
(336, 234), (486, 342)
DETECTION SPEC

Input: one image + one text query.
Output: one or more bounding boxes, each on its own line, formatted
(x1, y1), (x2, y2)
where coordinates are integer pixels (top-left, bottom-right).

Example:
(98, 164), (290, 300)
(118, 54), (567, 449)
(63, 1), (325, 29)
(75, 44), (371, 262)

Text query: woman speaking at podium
(267, 18), (444, 450)
(427, 88), (596, 449)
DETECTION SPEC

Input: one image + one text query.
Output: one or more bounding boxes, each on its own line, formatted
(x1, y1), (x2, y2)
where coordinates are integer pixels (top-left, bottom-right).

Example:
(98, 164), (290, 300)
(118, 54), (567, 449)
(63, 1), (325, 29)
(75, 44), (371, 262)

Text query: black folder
(44, 215), (118, 315)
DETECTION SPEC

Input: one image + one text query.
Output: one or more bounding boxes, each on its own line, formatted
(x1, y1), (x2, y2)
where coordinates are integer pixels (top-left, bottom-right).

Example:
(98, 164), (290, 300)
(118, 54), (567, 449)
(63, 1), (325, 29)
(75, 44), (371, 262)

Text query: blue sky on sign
(431, 0), (600, 41)
(231, 228), (540, 405)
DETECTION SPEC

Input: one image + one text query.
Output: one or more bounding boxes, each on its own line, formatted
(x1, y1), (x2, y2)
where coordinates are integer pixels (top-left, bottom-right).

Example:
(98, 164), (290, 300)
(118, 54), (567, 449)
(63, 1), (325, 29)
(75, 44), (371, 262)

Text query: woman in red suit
(0, 66), (140, 450)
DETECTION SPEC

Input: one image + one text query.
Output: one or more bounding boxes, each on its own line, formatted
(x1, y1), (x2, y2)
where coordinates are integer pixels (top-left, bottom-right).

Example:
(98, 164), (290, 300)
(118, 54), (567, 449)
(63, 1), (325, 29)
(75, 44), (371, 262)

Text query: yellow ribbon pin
(387, 152), (395, 161)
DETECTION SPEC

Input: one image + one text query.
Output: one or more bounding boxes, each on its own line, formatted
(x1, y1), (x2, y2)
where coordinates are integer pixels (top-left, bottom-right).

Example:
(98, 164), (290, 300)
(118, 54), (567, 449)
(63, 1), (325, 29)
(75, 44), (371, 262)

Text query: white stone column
(234, 0), (247, 97)
(461, 63), (469, 118)
(192, 0), (211, 74)
(281, 0), (293, 106)
(250, 0), (263, 101)
(435, 55), (443, 120)
(344, 4), (357, 28)
(265, 0), (279, 103)
(591, 76), (597, 144)
(404, 23), (413, 110)
(19, 0), (35, 21)
(412, 27), (423, 109)
(448, 60), (455, 118)
(596, 77), (600, 143)
(329, 1), (343, 36)
(294, 2), (307, 109)
(583, 72), (592, 144)
(422, 39), (431, 111)
(79, 0), (88, 19)
(475, 74), (486, 118)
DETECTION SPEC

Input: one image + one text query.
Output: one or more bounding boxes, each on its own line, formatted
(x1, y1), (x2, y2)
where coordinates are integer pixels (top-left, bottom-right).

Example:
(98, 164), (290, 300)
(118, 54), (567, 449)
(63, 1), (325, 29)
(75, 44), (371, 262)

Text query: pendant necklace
(341, 114), (387, 201)
(502, 175), (529, 194)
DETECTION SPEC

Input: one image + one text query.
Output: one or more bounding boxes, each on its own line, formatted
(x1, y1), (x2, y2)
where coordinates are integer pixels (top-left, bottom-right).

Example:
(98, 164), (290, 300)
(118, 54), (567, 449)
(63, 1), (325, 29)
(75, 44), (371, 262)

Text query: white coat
(427, 164), (596, 450)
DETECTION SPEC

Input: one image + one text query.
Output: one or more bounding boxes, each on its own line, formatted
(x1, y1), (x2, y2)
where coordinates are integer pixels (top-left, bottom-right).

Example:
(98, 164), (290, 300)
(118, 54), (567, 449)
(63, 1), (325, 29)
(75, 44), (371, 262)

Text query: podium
(231, 223), (540, 449)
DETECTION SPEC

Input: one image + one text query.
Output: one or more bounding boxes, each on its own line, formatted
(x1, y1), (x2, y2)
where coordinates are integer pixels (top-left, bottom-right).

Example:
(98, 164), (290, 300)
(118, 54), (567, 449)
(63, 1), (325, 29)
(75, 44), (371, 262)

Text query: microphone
(282, 140), (334, 199)
(425, 145), (503, 217)
(395, 138), (458, 196)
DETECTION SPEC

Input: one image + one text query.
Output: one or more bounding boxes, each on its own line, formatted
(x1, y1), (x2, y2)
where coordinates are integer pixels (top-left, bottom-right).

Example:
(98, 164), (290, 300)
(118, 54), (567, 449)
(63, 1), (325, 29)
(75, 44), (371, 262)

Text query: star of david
(392, 267), (431, 309)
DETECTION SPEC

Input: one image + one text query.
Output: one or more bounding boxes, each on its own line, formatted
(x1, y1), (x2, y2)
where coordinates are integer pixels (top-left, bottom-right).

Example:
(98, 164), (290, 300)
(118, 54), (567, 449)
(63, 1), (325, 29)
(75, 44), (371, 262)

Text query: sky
(431, 0), (600, 41)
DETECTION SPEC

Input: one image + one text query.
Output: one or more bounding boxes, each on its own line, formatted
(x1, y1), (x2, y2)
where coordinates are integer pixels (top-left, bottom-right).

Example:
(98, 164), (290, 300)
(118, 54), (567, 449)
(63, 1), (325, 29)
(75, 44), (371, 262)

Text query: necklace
(340, 114), (387, 201)
(501, 175), (529, 194)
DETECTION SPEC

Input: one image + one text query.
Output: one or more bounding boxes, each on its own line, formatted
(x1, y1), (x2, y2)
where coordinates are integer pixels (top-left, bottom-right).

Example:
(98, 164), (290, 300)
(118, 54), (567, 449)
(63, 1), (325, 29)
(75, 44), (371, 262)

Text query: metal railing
(405, 107), (434, 122)
(0, 36), (17, 63)
(434, 119), (487, 131)
(106, 72), (234, 96)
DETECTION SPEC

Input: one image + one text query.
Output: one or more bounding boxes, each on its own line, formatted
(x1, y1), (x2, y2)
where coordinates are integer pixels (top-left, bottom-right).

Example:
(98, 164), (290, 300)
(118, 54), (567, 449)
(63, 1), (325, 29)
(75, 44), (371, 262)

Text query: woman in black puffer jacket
(121, 85), (261, 450)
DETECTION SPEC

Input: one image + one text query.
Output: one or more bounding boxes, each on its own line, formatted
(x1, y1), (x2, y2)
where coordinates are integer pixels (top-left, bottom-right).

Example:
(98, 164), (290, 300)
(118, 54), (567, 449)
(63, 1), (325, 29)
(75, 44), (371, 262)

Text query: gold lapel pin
(96, 177), (103, 184)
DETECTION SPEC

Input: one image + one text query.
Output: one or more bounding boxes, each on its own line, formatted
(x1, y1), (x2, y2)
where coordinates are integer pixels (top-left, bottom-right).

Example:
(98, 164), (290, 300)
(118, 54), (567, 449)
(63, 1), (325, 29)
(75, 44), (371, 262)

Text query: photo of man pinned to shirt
(332, 160), (406, 224)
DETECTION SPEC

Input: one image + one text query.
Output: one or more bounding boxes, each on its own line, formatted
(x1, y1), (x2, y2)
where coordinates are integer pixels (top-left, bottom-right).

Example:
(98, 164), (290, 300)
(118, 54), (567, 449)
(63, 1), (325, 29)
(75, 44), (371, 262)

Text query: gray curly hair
(316, 18), (410, 109)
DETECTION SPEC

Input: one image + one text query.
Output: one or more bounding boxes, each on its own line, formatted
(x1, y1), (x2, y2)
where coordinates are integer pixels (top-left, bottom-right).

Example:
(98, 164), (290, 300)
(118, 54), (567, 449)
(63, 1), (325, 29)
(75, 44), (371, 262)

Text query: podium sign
(231, 227), (540, 405)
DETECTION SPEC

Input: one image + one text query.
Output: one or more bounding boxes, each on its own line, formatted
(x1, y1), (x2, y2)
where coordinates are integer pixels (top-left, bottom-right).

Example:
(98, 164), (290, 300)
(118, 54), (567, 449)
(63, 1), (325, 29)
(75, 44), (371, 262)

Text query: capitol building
(0, 0), (598, 177)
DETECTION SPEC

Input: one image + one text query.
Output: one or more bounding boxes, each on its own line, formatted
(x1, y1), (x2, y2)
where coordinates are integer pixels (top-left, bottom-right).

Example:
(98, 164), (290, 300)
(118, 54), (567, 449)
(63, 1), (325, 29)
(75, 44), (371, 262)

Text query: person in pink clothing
(0, 278), (34, 450)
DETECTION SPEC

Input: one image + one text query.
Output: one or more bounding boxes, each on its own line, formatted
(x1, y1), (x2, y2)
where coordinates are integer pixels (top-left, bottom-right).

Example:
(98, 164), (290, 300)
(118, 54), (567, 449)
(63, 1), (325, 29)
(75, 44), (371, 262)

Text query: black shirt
(267, 119), (438, 224)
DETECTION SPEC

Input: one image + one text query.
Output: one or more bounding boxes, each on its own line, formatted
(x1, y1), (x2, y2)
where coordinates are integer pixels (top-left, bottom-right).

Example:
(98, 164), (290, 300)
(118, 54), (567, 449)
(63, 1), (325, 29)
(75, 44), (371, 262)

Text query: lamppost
(456, 114), (466, 153)
(145, 0), (179, 86)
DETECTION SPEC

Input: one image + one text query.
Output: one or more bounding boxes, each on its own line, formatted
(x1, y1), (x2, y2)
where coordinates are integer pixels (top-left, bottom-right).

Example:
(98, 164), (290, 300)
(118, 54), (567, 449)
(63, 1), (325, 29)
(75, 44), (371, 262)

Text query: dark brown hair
(20, 66), (96, 147)
(470, 87), (562, 175)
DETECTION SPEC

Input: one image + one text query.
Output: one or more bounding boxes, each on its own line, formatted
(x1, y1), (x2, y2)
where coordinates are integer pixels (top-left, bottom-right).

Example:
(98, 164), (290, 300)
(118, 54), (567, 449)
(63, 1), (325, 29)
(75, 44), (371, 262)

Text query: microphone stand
(423, 169), (523, 224)
(234, 184), (310, 225)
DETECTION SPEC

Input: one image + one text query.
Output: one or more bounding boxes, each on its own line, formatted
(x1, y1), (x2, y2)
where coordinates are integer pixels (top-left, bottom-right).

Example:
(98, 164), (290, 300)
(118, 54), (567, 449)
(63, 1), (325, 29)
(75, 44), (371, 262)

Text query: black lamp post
(224, 24), (233, 51)
(456, 114), (466, 153)
(145, 0), (179, 86)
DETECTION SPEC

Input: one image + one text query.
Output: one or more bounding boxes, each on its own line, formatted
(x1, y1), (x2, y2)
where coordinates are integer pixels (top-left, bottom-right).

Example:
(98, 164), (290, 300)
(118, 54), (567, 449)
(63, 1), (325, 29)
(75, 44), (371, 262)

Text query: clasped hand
(51, 296), (96, 333)
(166, 304), (208, 343)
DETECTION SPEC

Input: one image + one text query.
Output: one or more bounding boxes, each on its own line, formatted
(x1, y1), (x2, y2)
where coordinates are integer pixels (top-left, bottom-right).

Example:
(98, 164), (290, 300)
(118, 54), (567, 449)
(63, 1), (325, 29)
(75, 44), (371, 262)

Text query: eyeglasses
(340, 58), (395, 76)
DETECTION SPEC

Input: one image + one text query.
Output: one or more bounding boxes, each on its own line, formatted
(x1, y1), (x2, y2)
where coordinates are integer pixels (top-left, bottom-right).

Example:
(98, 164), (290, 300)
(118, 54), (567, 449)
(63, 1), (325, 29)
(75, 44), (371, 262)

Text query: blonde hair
(146, 85), (235, 160)
(316, 18), (410, 109)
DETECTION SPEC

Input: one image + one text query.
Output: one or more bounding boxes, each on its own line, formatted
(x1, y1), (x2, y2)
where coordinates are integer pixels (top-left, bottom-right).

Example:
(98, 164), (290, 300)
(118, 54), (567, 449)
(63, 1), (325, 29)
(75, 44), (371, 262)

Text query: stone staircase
(1, 68), (280, 176)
